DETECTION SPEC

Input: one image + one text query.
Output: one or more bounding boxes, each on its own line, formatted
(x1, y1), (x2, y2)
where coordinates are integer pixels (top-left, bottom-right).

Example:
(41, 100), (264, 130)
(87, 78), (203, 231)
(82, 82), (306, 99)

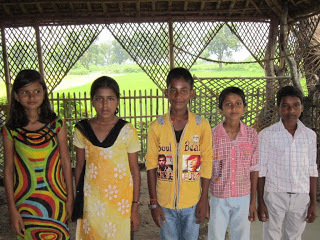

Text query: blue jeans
(159, 204), (200, 240)
(208, 194), (250, 240)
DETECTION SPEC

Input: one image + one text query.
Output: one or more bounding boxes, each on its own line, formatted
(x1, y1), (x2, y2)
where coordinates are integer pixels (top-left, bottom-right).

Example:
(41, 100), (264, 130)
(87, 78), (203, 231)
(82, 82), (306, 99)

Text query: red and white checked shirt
(210, 121), (259, 198)
(259, 119), (318, 193)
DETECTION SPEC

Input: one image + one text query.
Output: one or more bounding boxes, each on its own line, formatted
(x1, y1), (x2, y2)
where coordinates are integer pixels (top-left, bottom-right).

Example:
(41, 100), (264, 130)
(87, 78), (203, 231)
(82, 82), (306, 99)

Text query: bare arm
(195, 177), (210, 224)
(57, 122), (74, 220)
(249, 171), (258, 222)
(147, 168), (165, 228)
(128, 152), (141, 231)
(3, 134), (25, 237)
(305, 177), (317, 223)
(257, 177), (269, 222)
(74, 147), (85, 187)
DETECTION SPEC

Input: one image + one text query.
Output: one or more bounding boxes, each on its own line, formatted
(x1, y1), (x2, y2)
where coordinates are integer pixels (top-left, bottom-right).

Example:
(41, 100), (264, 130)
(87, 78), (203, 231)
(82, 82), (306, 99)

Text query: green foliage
(109, 40), (131, 64)
(206, 26), (241, 70)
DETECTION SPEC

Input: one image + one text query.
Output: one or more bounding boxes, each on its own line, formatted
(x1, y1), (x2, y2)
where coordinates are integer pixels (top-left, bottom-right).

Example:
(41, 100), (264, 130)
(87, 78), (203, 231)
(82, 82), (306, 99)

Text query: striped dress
(2, 117), (69, 240)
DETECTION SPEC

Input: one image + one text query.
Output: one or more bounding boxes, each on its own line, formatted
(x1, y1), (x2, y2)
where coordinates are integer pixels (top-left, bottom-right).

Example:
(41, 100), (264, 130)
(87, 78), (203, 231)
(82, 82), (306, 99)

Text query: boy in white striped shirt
(257, 86), (318, 240)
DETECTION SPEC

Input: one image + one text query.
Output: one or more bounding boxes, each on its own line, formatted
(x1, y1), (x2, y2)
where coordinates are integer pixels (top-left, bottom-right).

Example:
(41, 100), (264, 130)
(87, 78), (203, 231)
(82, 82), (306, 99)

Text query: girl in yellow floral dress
(73, 76), (141, 239)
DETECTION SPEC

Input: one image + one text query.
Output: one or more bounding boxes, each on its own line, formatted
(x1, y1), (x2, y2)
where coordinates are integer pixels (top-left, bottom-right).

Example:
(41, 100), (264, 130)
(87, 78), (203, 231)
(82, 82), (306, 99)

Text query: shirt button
(232, 182), (234, 184)
(232, 170), (235, 173)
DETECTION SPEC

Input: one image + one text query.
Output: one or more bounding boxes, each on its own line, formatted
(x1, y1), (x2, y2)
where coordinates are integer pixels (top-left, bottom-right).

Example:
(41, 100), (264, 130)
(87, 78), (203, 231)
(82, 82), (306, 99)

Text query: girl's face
(14, 81), (44, 112)
(92, 87), (119, 120)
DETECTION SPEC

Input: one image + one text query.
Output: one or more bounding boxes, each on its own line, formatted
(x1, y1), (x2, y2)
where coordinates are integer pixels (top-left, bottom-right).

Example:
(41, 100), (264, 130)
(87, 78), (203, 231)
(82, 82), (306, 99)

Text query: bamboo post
(169, 20), (174, 69)
(34, 24), (45, 81)
(1, 27), (11, 101)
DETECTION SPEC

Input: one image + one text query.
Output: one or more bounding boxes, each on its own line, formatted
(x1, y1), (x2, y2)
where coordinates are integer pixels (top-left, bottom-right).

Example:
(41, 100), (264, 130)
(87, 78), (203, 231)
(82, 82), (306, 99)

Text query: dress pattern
(74, 119), (140, 240)
(2, 117), (69, 240)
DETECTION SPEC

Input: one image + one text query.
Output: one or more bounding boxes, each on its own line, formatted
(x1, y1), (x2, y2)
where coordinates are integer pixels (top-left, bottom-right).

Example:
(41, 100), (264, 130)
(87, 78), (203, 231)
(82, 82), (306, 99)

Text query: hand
(195, 197), (208, 224)
(151, 205), (165, 228)
(131, 206), (140, 231)
(257, 201), (269, 222)
(248, 202), (257, 222)
(305, 202), (317, 223)
(206, 200), (210, 220)
(65, 198), (73, 222)
(9, 208), (25, 237)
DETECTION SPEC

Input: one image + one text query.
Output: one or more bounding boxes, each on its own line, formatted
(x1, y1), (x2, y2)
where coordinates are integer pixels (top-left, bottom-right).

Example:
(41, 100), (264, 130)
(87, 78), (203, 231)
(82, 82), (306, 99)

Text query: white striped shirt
(259, 119), (318, 193)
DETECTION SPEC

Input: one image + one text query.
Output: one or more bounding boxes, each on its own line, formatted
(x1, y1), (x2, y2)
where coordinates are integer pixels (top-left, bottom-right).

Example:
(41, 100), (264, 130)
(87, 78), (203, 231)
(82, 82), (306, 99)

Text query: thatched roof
(1, 0), (320, 27)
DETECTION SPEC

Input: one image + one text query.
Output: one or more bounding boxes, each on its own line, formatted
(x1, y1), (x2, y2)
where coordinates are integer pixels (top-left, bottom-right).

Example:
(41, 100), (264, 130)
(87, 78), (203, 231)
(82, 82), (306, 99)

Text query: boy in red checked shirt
(145, 67), (213, 240)
(208, 87), (259, 240)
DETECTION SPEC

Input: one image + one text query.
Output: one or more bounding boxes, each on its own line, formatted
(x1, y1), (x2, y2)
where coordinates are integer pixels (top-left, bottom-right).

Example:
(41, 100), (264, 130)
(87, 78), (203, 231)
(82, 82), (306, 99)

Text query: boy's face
(277, 96), (303, 123)
(219, 93), (246, 120)
(158, 157), (166, 169)
(165, 78), (195, 111)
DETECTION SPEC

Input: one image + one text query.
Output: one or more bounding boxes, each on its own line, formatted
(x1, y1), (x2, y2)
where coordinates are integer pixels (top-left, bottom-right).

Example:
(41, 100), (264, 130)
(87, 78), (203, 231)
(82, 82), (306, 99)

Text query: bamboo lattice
(192, 76), (291, 132)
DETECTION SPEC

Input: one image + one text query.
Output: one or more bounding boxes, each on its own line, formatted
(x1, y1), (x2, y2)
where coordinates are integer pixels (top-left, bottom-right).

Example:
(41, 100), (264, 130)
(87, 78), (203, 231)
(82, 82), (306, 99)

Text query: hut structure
(0, 1), (319, 175)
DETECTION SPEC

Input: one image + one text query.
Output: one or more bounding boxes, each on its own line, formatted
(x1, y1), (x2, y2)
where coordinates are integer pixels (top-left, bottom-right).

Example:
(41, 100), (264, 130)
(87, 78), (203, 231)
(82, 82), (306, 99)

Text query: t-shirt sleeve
(308, 130), (318, 177)
(258, 130), (269, 177)
(2, 124), (13, 140)
(145, 122), (159, 170)
(73, 128), (85, 149)
(125, 123), (140, 153)
(249, 128), (260, 172)
(199, 119), (213, 179)
(54, 116), (64, 134)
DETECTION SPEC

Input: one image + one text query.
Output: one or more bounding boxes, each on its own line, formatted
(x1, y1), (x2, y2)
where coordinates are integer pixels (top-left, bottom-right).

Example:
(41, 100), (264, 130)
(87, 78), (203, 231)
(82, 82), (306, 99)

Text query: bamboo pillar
(1, 26), (11, 101)
(169, 21), (174, 69)
(34, 24), (45, 79)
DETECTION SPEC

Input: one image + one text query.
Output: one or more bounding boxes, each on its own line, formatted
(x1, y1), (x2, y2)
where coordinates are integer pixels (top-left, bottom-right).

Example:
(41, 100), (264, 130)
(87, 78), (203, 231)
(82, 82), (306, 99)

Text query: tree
(207, 26), (241, 70)
(79, 42), (110, 69)
(109, 40), (131, 64)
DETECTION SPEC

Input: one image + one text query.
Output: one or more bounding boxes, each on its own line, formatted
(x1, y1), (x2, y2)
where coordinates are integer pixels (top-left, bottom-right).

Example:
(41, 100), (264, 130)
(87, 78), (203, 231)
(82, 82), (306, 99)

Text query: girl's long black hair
(6, 69), (56, 129)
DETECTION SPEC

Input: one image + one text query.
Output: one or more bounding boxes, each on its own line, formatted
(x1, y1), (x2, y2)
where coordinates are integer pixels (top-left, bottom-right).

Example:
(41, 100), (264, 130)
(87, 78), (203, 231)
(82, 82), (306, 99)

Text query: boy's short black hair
(219, 86), (247, 109)
(276, 86), (304, 106)
(166, 67), (194, 89)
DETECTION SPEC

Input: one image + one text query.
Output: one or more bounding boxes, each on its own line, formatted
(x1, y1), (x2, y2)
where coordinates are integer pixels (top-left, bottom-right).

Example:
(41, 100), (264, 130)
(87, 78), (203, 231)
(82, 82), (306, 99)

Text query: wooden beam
(169, 20), (174, 69)
(34, 25), (45, 81)
(87, 2), (92, 12)
(136, 1), (141, 12)
(229, 0), (237, 17)
(200, 0), (206, 11)
(119, 1), (123, 13)
(152, 0), (156, 12)
(184, 1), (188, 11)
(69, 2), (74, 12)
(102, 3), (107, 13)
(19, 3), (28, 14)
(216, 0), (221, 10)
(3, 5), (11, 15)
(36, 3), (43, 13)
(249, 0), (263, 16)
(51, 3), (58, 12)
(242, 0), (250, 17)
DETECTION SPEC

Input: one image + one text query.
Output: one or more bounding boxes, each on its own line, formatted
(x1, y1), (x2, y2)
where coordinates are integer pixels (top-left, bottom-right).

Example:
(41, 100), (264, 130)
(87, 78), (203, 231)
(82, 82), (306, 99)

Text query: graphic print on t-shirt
(157, 154), (173, 181)
(182, 154), (201, 182)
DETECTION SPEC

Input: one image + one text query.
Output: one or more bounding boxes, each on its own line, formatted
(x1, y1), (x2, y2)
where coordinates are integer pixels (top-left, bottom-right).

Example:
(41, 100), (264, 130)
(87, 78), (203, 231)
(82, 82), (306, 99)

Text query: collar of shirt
(215, 120), (247, 139)
(276, 119), (305, 136)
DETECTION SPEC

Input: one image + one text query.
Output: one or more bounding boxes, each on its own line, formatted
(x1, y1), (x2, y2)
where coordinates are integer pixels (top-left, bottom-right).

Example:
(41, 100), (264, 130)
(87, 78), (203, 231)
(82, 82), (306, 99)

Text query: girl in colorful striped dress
(2, 69), (73, 239)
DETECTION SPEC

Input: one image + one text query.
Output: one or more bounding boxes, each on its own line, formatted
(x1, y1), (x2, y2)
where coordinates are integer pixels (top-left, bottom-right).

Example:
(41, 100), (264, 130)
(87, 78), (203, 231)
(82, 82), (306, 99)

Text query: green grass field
(52, 63), (265, 95)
